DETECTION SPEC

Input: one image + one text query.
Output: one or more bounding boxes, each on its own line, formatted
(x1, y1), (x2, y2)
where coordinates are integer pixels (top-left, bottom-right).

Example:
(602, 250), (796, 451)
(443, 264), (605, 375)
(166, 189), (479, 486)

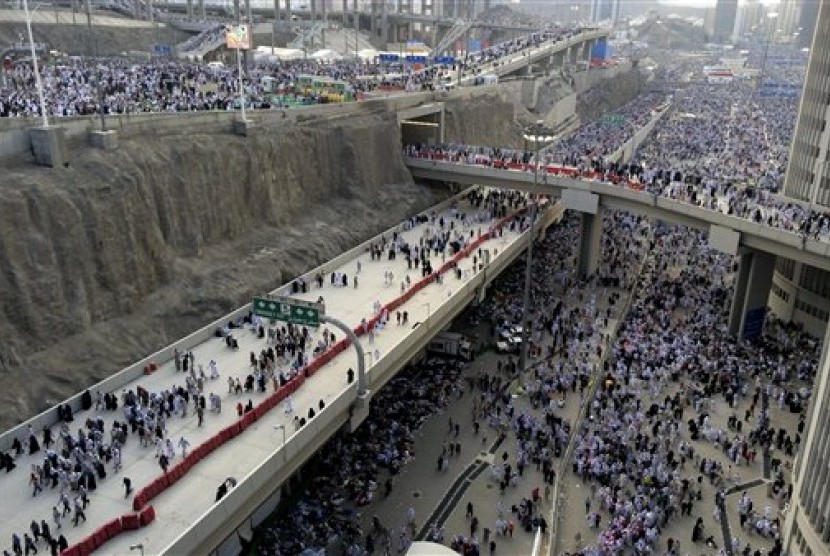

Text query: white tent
(357, 48), (380, 61)
(310, 49), (343, 62)
(253, 46), (305, 62)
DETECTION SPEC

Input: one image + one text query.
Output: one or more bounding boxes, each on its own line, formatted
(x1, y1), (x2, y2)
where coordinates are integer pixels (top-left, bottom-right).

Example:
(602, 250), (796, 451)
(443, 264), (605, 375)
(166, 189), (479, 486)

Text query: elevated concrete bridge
(405, 157), (830, 339)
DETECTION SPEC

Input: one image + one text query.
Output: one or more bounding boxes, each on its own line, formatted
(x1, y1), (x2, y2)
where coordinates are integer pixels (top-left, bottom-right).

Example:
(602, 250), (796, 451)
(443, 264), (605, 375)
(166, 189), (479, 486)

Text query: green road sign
(252, 296), (323, 327)
(601, 114), (625, 126)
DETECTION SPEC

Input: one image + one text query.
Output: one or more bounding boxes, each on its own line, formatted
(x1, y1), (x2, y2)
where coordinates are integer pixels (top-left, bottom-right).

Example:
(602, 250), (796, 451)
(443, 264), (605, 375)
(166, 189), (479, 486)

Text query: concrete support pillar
(275, 0), (281, 26)
(321, 0), (327, 48)
(311, 0), (317, 30)
(578, 210), (603, 279)
(728, 249), (776, 339)
(438, 108), (445, 143)
(381, 1), (388, 41)
(187, 0), (193, 18)
(30, 127), (69, 167)
(234, 0), (240, 22)
(286, 0), (291, 21)
(199, 0), (205, 18)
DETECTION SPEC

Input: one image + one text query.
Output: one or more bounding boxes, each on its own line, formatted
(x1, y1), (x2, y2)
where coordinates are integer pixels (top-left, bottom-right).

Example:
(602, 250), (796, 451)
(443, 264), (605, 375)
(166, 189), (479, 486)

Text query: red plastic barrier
(139, 505), (156, 527)
(132, 491), (146, 512)
(166, 462), (187, 486)
(121, 513), (141, 530)
(104, 518), (122, 538)
(202, 434), (218, 454)
(241, 411), (257, 428)
(59, 547), (81, 556)
(253, 403), (269, 420)
(93, 528), (108, 547)
(219, 425), (236, 443)
(82, 535), (99, 553)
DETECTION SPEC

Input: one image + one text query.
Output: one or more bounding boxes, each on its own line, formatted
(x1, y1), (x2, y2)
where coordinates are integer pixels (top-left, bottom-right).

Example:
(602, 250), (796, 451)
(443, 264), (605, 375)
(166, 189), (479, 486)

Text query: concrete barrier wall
(0, 186), (473, 453)
(0, 92), (436, 159)
(607, 104), (671, 164)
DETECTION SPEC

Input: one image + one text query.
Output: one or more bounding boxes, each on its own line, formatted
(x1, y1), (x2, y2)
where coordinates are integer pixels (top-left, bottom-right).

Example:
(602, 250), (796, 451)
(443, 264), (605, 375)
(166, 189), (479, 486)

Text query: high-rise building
(589, 0), (619, 24)
(712, 0), (738, 42)
(779, 21), (830, 555)
(784, 318), (830, 555)
(768, 1), (829, 339)
(797, 0), (819, 48)
(733, 0), (765, 41)
(778, 0), (803, 40)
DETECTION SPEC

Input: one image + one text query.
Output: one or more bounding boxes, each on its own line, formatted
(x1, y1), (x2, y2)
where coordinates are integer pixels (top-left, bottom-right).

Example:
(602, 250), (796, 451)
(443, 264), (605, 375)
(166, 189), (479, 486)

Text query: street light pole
(319, 314), (367, 397)
(518, 123), (557, 373)
(23, 0), (48, 128)
(757, 12), (778, 94)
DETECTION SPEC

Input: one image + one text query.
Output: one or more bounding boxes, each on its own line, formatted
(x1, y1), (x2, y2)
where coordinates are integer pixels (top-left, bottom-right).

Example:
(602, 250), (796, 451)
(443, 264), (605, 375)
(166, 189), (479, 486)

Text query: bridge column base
(347, 390), (372, 432)
(29, 126), (69, 168)
(728, 249), (775, 339)
(577, 209), (603, 280)
(232, 119), (253, 136)
(89, 130), (119, 151)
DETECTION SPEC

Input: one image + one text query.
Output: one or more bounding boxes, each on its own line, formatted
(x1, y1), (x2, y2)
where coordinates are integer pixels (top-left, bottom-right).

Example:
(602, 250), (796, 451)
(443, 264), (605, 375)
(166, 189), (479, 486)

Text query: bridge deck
(406, 157), (830, 272)
(0, 193), (530, 555)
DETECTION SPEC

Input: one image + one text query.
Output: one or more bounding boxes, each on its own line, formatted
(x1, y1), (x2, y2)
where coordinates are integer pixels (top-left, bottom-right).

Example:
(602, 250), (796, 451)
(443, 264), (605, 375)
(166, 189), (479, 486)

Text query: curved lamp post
(518, 121), (558, 373)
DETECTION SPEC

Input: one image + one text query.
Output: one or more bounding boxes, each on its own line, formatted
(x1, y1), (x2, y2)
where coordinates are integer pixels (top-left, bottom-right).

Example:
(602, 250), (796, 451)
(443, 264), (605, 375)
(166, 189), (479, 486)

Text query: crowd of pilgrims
(564, 225), (817, 556)
(0, 25), (584, 118)
(403, 59), (830, 241)
(251, 358), (469, 555)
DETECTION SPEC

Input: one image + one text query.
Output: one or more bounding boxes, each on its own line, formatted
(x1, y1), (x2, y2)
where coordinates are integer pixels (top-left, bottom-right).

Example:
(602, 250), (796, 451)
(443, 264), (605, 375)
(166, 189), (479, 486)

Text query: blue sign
(379, 53), (399, 62)
(742, 307), (766, 339)
(153, 44), (173, 56)
(759, 82), (801, 98)
(433, 55), (455, 65)
(405, 55), (427, 64)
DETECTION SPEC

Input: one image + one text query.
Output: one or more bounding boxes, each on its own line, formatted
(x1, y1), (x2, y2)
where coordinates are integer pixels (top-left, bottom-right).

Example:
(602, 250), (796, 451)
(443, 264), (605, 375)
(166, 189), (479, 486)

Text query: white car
(495, 336), (522, 354)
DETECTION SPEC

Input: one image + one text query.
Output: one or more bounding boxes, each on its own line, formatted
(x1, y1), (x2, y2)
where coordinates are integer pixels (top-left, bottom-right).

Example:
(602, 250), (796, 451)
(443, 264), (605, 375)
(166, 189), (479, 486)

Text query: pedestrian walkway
(0, 190), (537, 556)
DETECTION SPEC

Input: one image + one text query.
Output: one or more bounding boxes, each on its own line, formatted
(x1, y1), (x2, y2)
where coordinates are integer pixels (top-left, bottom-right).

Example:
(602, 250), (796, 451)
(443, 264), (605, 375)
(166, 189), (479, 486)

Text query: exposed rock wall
(442, 91), (522, 149)
(0, 113), (449, 427)
(575, 68), (644, 124)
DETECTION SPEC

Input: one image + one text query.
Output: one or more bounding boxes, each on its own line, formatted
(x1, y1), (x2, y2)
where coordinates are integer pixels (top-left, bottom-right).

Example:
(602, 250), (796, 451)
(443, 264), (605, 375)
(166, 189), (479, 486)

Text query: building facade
(770, 0), (830, 340)
(783, 319), (830, 555)
(712, 0), (738, 42)
(781, 8), (830, 552)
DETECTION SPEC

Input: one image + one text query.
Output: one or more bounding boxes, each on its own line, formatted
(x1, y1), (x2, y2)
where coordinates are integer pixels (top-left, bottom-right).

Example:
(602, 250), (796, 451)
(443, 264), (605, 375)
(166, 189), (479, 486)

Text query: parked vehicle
(427, 332), (473, 361)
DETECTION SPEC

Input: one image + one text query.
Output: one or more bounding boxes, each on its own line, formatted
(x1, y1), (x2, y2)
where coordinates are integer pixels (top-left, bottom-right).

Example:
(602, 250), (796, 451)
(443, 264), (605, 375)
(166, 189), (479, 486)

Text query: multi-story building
(784, 319), (830, 555)
(769, 0), (830, 340)
(712, 0), (738, 42)
(778, 0), (803, 39)
(589, 0), (619, 25)
(732, 0), (765, 42)
(781, 7), (830, 539)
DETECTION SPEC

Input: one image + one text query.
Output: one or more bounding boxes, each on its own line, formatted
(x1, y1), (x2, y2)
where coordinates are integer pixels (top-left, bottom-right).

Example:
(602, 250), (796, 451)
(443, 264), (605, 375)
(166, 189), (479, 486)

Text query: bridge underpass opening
(400, 115), (442, 145)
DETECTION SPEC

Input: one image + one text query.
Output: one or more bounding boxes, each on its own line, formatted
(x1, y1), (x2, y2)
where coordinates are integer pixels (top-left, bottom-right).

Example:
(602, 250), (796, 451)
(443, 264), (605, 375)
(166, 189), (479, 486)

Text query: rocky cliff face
(443, 92), (523, 149)
(0, 113), (449, 427)
(575, 68), (644, 124)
